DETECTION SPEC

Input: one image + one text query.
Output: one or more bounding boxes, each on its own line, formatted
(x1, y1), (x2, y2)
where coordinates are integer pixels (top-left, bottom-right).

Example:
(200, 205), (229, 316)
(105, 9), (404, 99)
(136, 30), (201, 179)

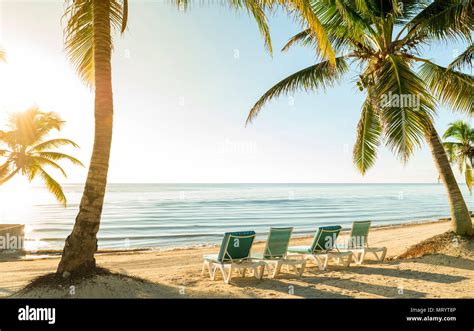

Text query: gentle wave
(2, 183), (472, 251)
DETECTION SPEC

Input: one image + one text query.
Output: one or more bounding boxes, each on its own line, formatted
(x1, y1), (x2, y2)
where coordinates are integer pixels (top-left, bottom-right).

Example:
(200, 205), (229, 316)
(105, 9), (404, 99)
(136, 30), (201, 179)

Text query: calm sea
(1, 183), (472, 251)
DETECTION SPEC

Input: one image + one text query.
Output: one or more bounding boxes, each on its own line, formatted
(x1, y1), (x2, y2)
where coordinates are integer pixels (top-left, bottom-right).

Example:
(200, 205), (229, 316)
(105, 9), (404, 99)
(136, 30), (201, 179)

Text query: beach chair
(339, 221), (387, 264)
(202, 231), (265, 284)
(287, 225), (352, 271)
(251, 227), (306, 278)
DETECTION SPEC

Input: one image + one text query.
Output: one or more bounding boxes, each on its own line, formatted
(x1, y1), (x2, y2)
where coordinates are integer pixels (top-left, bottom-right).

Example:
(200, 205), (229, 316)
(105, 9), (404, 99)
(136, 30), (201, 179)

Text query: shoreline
(10, 217), (453, 260)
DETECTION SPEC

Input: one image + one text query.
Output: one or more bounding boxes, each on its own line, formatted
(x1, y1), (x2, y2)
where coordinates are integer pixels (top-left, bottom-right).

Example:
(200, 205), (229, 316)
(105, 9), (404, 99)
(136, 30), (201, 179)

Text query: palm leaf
(353, 97), (382, 175)
(35, 167), (67, 206)
(442, 141), (461, 163)
(64, 0), (128, 86)
(442, 120), (472, 141)
(405, 0), (474, 43)
(373, 55), (435, 162)
(278, 0), (335, 65)
(36, 151), (84, 167)
(30, 138), (80, 152)
(246, 57), (349, 125)
(419, 62), (474, 115)
(465, 160), (473, 194)
(31, 157), (68, 178)
(449, 44), (474, 70)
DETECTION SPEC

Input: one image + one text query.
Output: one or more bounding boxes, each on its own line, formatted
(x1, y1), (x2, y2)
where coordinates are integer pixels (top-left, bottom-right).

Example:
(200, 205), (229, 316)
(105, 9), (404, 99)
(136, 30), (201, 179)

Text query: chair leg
(298, 261), (306, 276)
(272, 261), (282, 278)
(210, 264), (219, 281)
(320, 255), (329, 271)
(343, 253), (352, 267)
(201, 261), (207, 276)
(256, 265), (265, 280)
(242, 267), (247, 278)
(372, 248), (387, 262)
(223, 265), (233, 284)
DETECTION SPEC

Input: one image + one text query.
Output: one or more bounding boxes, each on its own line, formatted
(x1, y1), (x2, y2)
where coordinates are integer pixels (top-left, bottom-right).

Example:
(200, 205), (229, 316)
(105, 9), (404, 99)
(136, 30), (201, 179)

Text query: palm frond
(374, 55), (435, 162)
(30, 138), (80, 152)
(442, 141), (460, 163)
(64, 0), (128, 86)
(443, 120), (472, 141)
(5, 107), (65, 147)
(277, 0), (336, 65)
(31, 157), (68, 178)
(466, 161), (473, 194)
(353, 97), (382, 175)
(246, 57), (349, 125)
(35, 151), (84, 167)
(405, 0), (473, 43)
(35, 167), (67, 206)
(0, 48), (5, 62)
(419, 62), (474, 115)
(63, 0), (95, 86)
(449, 44), (474, 70)
(0, 160), (13, 181)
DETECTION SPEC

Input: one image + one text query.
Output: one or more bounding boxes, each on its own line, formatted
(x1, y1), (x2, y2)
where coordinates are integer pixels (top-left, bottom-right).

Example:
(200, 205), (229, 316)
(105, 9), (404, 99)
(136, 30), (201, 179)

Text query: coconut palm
(443, 121), (474, 194)
(57, 0), (337, 275)
(246, 0), (474, 235)
(0, 107), (83, 205)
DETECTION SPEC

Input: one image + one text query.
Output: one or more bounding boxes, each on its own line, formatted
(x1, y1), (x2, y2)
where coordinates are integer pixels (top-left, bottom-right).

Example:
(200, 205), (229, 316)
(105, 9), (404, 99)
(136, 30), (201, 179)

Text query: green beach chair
(251, 227), (306, 278)
(339, 221), (387, 264)
(202, 231), (265, 284)
(287, 225), (353, 271)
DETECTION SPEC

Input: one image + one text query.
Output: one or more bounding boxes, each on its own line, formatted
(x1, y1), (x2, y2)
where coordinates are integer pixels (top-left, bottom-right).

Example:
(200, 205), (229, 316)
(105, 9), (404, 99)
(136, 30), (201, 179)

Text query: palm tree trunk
(57, 0), (113, 275)
(426, 124), (473, 236)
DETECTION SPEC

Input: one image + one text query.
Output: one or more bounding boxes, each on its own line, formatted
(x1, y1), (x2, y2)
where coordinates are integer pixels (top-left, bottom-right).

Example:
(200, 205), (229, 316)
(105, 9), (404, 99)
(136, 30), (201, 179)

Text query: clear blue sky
(0, 0), (472, 183)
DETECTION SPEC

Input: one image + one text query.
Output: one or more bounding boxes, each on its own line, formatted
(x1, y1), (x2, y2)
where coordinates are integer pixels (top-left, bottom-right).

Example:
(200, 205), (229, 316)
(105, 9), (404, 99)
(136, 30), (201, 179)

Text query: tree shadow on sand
(316, 276), (426, 298)
(347, 265), (467, 283)
(230, 276), (353, 298)
(11, 267), (198, 298)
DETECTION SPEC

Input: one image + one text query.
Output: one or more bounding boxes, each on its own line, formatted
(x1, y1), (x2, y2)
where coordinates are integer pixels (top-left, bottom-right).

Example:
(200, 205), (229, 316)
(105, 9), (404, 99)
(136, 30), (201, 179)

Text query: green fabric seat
(202, 231), (265, 283)
(216, 230), (256, 262)
(287, 225), (353, 271)
(347, 221), (371, 249)
(262, 227), (293, 259)
(288, 225), (342, 254)
(339, 221), (388, 264)
(251, 227), (306, 278)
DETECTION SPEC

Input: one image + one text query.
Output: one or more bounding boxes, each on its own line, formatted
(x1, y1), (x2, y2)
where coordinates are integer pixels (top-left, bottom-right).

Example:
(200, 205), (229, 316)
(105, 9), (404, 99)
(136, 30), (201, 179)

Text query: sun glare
(0, 177), (35, 222)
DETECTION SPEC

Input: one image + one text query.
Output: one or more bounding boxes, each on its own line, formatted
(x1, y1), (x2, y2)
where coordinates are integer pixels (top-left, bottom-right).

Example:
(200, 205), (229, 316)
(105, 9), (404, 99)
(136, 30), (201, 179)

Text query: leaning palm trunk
(57, 0), (114, 275)
(426, 124), (473, 236)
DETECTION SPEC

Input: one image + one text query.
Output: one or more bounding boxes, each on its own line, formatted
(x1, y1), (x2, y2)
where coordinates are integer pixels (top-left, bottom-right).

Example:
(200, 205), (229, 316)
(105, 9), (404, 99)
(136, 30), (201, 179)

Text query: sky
(0, 0), (472, 184)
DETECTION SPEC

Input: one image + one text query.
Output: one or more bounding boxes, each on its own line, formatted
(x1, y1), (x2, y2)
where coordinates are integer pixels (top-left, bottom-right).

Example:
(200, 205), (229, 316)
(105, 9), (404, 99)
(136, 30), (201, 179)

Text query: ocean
(1, 183), (472, 252)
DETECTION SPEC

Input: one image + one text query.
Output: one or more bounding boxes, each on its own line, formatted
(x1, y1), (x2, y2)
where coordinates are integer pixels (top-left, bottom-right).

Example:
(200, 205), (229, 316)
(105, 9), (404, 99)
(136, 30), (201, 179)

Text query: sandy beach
(1, 219), (473, 298)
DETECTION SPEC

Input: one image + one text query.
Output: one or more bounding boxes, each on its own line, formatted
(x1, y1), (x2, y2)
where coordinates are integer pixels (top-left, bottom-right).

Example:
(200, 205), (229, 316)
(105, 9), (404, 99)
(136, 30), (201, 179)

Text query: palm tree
(57, 0), (337, 276)
(443, 121), (474, 194)
(246, 0), (474, 235)
(0, 107), (83, 205)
